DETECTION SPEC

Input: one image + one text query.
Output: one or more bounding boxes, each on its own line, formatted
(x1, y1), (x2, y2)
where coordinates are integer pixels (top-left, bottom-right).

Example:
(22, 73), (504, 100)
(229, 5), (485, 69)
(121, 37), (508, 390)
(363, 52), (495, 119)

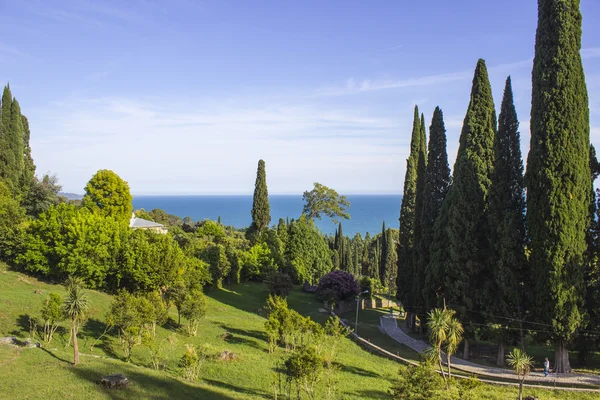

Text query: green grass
(1, 263), (598, 400)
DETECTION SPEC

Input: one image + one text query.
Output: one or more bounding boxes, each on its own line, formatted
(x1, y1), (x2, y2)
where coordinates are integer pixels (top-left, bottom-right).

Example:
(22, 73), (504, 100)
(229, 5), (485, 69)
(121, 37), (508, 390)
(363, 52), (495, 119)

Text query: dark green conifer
(250, 159), (270, 239)
(441, 59), (497, 359)
(525, 0), (590, 373)
(487, 77), (526, 366)
(420, 107), (451, 311)
(0, 85), (16, 190)
(9, 99), (24, 188)
(20, 115), (36, 193)
(379, 221), (387, 283)
(412, 113), (428, 318)
(397, 106), (421, 314)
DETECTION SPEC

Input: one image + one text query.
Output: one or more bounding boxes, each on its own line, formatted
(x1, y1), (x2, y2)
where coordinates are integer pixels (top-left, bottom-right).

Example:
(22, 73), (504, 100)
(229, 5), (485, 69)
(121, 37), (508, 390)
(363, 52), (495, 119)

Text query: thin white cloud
(30, 97), (409, 195)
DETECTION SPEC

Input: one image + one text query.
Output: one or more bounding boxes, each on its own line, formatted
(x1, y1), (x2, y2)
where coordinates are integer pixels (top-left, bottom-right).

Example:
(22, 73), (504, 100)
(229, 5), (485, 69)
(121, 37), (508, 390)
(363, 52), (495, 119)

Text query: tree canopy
(302, 183), (350, 224)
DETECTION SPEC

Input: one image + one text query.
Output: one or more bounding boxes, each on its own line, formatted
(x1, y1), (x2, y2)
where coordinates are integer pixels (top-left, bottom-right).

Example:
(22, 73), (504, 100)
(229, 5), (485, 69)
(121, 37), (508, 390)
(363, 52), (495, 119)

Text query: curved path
(380, 315), (600, 387)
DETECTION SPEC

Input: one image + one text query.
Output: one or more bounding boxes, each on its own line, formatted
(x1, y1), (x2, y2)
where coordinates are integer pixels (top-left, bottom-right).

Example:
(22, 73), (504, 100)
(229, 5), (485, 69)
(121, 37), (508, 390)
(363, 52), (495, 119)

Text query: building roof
(130, 216), (166, 229)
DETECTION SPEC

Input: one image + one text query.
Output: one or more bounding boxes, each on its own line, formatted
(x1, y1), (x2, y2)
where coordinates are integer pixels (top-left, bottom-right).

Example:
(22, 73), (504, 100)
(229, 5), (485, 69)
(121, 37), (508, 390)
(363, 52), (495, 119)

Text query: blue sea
(132, 195), (401, 236)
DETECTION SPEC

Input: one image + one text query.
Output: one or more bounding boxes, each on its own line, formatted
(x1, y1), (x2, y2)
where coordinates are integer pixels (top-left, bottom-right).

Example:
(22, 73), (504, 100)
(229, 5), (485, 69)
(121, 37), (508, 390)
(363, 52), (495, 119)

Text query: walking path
(380, 315), (600, 387)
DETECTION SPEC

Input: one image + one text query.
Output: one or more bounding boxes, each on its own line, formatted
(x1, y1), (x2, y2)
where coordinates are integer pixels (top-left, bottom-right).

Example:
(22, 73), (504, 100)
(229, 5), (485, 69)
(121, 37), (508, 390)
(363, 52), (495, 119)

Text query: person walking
(543, 357), (550, 377)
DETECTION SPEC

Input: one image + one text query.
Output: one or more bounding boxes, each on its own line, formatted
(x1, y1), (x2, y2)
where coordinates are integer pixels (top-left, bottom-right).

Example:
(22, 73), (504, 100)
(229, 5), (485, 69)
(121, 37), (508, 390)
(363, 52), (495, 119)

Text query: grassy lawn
(1, 263), (598, 399)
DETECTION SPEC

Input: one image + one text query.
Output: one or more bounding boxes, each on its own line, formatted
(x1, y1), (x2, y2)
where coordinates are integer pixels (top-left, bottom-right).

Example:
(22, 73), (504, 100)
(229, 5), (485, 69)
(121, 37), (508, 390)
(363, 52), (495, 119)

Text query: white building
(129, 213), (168, 234)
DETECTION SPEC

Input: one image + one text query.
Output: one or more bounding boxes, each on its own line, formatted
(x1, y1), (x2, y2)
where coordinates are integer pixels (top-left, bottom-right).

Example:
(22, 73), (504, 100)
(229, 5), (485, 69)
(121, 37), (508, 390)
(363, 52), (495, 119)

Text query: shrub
(316, 270), (359, 303)
(359, 276), (374, 298)
(266, 271), (294, 298)
(391, 360), (459, 400)
(180, 289), (207, 337)
(283, 346), (324, 400)
(180, 344), (200, 381)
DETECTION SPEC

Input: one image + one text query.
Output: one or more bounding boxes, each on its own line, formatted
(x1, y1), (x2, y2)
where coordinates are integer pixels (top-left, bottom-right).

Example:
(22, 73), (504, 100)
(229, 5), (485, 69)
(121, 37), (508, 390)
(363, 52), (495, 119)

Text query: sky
(1, 0), (599, 195)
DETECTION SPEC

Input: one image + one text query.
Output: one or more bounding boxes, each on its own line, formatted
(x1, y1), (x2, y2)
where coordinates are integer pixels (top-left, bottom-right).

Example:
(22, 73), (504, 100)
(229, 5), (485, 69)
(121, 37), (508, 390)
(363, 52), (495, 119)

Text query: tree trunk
(405, 312), (412, 330)
(518, 380), (523, 400)
(519, 320), (526, 351)
(554, 339), (572, 373)
(496, 338), (505, 367)
(447, 353), (452, 379)
(463, 337), (470, 361)
(72, 318), (79, 366)
(178, 309), (181, 326)
(438, 353), (447, 384)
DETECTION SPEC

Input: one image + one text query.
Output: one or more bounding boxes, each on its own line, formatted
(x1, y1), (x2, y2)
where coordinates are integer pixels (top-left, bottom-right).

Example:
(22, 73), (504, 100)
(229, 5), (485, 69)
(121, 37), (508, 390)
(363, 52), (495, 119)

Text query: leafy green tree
(277, 218), (288, 248)
(250, 159), (271, 239)
(397, 106), (422, 323)
(21, 174), (62, 218)
(63, 276), (88, 366)
(285, 216), (333, 283)
(283, 346), (324, 400)
(391, 358), (457, 400)
(486, 77), (526, 366)
(266, 271), (294, 298)
(204, 244), (230, 288)
(180, 289), (207, 336)
(82, 169), (133, 222)
(180, 344), (201, 381)
(507, 349), (533, 400)
(438, 60), (496, 359)
(165, 280), (188, 326)
(8, 99), (24, 192)
(40, 293), (64, 344)
(420, 107), (451, 311)
(525, 0), (590, 373)
(379, 221), (387, 283)
(302, 182), (350, 224)
(107, 290), (144, 361)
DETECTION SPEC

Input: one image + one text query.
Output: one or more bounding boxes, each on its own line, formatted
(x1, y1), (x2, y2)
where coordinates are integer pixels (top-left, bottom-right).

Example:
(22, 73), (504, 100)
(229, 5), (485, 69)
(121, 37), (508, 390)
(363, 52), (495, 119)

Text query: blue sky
(1, 0), (599, 195)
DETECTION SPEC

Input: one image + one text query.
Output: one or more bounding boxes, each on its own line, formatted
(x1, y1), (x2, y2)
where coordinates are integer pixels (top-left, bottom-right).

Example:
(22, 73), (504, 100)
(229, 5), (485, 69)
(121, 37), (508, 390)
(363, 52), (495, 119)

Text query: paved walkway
(380, 315), (600, 387)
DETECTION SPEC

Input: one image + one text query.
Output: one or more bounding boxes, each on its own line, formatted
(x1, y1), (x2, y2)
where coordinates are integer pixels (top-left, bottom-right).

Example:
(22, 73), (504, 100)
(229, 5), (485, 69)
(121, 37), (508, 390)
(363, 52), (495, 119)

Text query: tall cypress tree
(0, 85), (16, 190)
(526, 0), (590, 373)
(412, 113), (429, 319)
(442, 59), (496, 359)
(420, 107), (451, 311)
(20, 115), (36, 193)
(379, 221), (387, 283)
(9, 99), (24, 189)
(487, 77), (526, 366)
(250, 159), (270, 240)
(397, 106), (421, 315)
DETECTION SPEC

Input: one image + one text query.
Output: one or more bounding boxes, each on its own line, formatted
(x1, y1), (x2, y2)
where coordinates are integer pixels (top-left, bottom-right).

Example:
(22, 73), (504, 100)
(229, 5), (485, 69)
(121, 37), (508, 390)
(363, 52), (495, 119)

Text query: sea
(132, 195), (401, 237)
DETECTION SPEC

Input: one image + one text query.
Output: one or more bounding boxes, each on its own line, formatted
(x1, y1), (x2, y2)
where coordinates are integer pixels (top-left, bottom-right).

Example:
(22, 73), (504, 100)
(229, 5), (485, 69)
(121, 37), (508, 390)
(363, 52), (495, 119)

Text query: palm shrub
(63, 276), (88, 366)
(507, 348), (533, 400)
(427, 308), (449, 382)
(444, 311), (463, 379)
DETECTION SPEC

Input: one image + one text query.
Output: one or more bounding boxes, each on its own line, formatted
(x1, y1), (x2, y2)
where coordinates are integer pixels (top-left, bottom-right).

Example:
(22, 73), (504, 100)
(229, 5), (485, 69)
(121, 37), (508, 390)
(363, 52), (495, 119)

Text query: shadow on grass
(203, 378), (269, 398)
(334, 361), (381, 378)
(353, 388), (390, 399)
(41, 347), (72, 364)
(10, 314), (32, 337)
(206, 283), (270, 314)
(217, 324), (267, 342)
(69, 365), (237, 400)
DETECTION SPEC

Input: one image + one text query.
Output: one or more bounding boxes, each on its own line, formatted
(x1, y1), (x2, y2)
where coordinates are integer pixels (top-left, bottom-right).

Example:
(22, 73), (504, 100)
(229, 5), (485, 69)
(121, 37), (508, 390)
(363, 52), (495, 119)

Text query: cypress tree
(384, 229), (398, 293)
(20, 115), (36, 193)
(379, 221), (387, 284)
(250, 159), (270, 239)
(442, 59), (497, 359)
(412, 112), (429, 319)
(420, 107), (451, 311)
(526, 0), (590, 373)
(487, 77), (526, 366)
(9, 99), (24, 189)
(397, 106), (422, 315)
(0, 85), (16, 190)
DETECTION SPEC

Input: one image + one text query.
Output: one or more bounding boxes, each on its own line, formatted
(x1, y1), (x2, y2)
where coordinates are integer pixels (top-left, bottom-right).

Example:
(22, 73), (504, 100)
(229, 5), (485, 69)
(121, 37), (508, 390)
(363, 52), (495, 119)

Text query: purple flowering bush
(316, 270), (360, 303)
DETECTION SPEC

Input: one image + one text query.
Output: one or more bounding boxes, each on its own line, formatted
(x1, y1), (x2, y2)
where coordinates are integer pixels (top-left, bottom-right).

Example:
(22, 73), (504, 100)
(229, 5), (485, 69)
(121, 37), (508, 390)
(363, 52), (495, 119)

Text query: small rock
(100, 374), (129, 389)
(218, 351), (237, 361)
